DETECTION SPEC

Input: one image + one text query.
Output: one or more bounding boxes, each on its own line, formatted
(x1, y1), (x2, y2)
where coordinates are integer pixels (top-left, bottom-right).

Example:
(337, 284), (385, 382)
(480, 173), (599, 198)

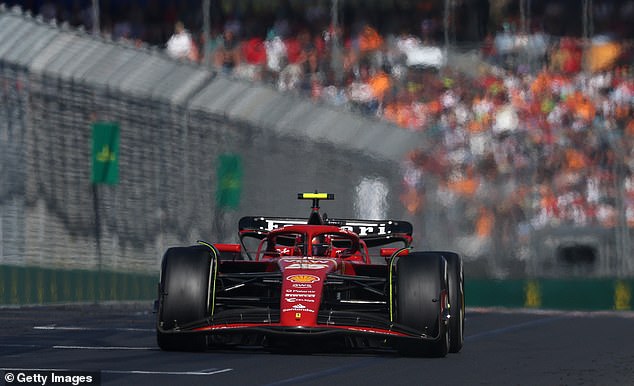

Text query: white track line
(0, 367), (233, 376)
(52, 345), (156, 350)
(0, 343), (156, 350)
(33, 326), (153, 332)
(102, 368), (233, 376)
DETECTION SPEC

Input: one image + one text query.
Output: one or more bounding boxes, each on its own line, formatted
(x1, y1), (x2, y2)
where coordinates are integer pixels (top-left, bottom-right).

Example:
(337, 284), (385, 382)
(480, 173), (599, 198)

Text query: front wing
(157, 271), (445, 345)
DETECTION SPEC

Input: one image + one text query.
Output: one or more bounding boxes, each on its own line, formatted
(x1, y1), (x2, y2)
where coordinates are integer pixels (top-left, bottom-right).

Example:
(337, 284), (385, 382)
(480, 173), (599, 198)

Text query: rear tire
(441, 251), (465, 353)
(395, 252), (449, 357)
(157, 245), (213, 351)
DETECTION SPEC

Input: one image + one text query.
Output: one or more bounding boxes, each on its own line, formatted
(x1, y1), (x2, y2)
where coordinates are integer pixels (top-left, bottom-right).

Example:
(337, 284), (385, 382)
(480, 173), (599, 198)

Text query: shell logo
(287, 274), (320, 283)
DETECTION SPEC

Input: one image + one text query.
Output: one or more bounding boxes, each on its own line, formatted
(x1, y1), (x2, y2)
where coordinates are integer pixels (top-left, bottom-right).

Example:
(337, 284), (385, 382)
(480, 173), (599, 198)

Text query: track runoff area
(1, 304), (633, 385)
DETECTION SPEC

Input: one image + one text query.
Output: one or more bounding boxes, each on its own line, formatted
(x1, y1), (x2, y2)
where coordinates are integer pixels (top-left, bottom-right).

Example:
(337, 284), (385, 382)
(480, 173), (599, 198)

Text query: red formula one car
(156, 193), (464, 356)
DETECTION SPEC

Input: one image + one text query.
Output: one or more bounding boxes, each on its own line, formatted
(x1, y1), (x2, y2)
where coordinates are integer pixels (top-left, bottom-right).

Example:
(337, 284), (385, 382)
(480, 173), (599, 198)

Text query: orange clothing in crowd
(400, 187), (423, 214)
(539, 186), (559, 217)
(368, 71), (390, 101)
(565, 148), (588, 171)
(530, 71), (552, 96)
(358, 26), (383, 52)
(575, 99), (595, 122)
(565, 91), (596, 122)
(475, 207), (494, 238)
(448, 175), (479, 198)
(384, 102), (414, 128)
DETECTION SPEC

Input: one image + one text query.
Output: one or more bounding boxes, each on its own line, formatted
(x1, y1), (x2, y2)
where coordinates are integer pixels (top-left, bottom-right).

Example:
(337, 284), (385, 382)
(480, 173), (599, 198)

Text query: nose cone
(278, 257), (338, 326)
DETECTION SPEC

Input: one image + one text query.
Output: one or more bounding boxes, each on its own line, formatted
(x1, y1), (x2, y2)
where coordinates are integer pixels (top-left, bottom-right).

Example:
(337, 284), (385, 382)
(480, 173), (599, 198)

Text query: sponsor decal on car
(286, 289), (316, 294)
(260, 219), (391, 236)
(339, 224), (388, 236)
(287, 274), (320, 283)
(285, 297), (316, 303)
(282, 258), (336, 264)
(282, 303), (315, 313)
(280, 258), (337, 270)
(285, 293), (316, 298)
(291, 283), (313, 289)
(285, 263), (329, 270)
(264, 219), (307, 230)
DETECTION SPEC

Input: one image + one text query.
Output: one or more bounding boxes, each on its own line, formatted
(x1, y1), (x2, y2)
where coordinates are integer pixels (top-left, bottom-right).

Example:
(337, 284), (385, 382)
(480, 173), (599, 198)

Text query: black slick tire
(395, 252), (449, 357)
(156, 245), (213, 351)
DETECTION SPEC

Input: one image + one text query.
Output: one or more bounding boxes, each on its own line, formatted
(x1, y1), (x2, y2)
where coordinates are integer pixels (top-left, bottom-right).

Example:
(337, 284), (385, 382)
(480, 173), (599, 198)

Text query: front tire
(395, 252), (449, 357)
(156, 245), (213, 351)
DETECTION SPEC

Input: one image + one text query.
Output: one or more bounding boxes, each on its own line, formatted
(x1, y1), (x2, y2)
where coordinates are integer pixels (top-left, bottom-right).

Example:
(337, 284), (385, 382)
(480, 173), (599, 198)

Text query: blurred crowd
(8, 0), (634, 244)
(161, 7), (633, 243)
(399, 63), (633, 251)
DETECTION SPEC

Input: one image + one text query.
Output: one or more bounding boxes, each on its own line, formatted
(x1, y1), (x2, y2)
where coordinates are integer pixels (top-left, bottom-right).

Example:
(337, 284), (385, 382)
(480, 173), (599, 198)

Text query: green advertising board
(216, 154), (242, 209)
(91, 122), (119, 185)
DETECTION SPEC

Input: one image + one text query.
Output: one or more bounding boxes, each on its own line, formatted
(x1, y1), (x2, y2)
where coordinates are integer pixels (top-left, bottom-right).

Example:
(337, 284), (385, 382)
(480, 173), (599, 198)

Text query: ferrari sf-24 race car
(156, 193), (464, 357)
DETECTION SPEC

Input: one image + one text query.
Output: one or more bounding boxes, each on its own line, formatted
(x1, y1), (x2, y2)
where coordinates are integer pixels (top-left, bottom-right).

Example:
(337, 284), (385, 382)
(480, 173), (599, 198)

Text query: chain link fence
(1, 7), (632, 278)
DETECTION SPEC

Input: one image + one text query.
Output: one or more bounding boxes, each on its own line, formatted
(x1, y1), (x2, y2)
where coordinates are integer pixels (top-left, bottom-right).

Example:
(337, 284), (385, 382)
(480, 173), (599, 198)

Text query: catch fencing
(0, 6), (632, 278)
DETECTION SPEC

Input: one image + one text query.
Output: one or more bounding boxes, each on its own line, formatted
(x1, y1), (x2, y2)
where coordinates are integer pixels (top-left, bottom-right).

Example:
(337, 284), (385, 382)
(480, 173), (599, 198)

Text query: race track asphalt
(1, 303), (633, 386)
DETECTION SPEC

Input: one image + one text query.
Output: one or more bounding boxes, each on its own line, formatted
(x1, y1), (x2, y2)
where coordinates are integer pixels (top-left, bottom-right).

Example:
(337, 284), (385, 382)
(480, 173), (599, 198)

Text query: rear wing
(238, 216), (413, 247)
(327, 218), (413, 247)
